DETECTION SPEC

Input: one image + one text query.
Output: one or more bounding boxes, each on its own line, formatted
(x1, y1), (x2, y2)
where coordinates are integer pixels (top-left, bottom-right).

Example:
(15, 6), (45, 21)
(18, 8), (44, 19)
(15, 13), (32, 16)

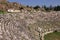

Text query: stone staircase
(0, 11), (60, 40)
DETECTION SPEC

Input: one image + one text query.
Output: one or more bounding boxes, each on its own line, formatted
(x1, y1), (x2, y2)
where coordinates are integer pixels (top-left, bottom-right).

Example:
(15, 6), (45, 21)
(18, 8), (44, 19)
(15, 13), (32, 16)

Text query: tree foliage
(42, 5), (60, 11)
(33, 5), (40, 9)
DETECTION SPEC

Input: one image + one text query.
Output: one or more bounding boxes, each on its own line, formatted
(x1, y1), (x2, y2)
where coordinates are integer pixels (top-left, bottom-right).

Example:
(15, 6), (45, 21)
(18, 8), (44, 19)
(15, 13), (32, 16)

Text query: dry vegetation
(44, 32), (60, 40)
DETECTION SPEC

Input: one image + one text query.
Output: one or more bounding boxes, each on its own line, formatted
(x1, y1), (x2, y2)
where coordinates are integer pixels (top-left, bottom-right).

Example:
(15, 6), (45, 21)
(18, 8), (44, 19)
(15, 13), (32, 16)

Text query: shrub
(0, 10), (5, 14)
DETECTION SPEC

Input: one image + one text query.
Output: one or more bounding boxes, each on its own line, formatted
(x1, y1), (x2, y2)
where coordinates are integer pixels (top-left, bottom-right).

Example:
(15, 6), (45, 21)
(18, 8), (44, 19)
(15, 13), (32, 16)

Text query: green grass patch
(0, 10), (6, 14)
(44, 32), (60, 40)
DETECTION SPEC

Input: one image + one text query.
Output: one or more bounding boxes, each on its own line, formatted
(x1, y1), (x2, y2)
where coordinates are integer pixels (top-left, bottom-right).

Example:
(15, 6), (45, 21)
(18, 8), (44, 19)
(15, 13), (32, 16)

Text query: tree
(42, 5), (53, 11)
(33, 5), (40, 9)
(54, 5), (60, 11)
